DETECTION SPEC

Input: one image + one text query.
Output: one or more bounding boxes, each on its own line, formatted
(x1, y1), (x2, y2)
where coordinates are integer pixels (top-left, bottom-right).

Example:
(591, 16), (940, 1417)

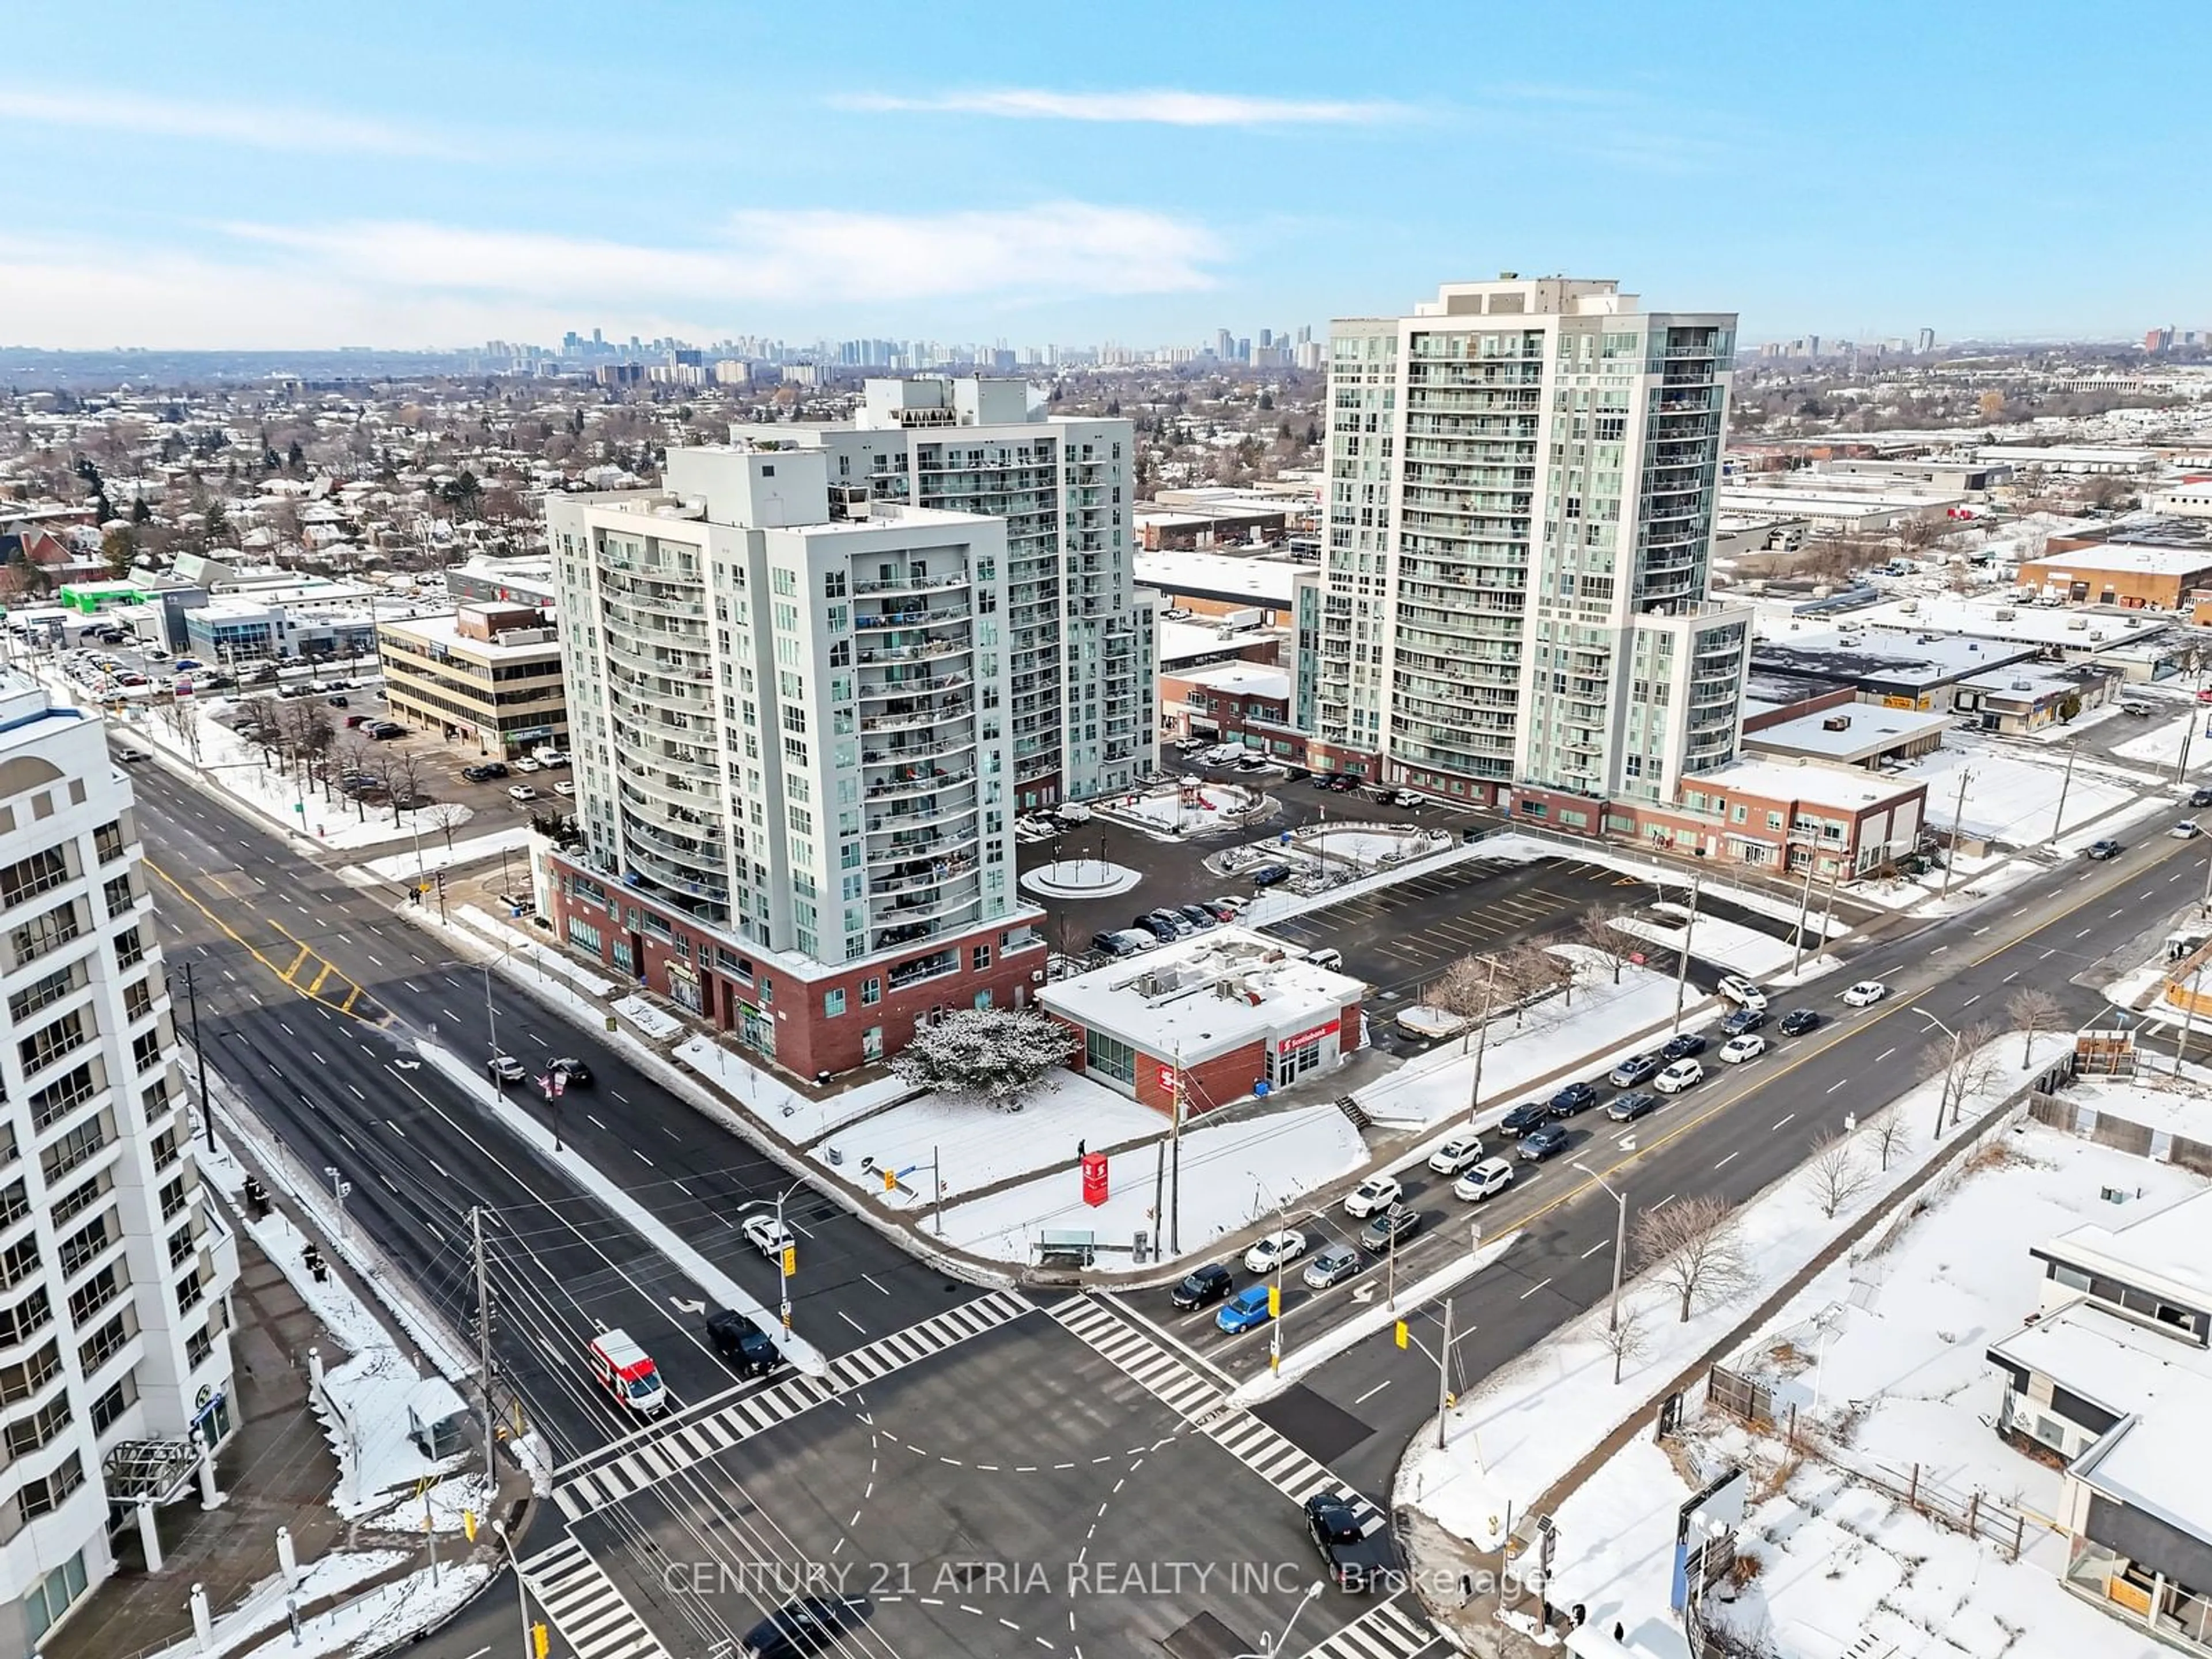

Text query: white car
(1840, 980), (1888, 1008)
(2173, 820), (2202, 839)
(1716, 975), (1768, 1012)
(1427, 1134), (1485, 1176)
(554, 780), (576, 797)
(1243, 1229), (1310, 1276)
(1654, 1058), (1706, 1094)
(512, 756), (544, 772)
(1718, 1033), (1768, 1065)
(740, 1213), (794, 1259)
(1453, 1157), (1516, 1203)
(508, 785), (539, 802)
(1343, 1175), (1403, 1218)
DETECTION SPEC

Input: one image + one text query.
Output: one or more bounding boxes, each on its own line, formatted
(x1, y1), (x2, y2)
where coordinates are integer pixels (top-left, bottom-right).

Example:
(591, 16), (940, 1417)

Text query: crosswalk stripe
(518, 1536), (672, 1659)
(1293, 1594), (1441, 1659)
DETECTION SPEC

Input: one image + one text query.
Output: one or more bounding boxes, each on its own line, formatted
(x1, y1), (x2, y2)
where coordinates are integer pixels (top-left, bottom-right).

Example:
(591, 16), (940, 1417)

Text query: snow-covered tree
(889, 1008), (1077, 1111)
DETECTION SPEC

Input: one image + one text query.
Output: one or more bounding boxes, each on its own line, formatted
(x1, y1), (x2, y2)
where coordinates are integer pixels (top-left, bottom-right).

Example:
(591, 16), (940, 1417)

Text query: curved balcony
(866, 787), (979, 835)
(865, 766), (975, 802)
(620, 809), (729, 879)
(616, 767), (719, 820)
(602, 631), (713, 686)
(608, 706), (720, 761)
(861, 733), (974, 767)
(607, 727), (722, 783)
(598, 586), (708, 631)
(854, 638), (970, 669)
(873, 878), (983, 931)
(854, 601), (970, 632)
(853, 570), (969, 599)
(621, 844), (730, 919)
(857, 669), (971, 702)
(863, 826), (979, 867)
(859, 700), (972, 734)
(872, 851), (976, 895)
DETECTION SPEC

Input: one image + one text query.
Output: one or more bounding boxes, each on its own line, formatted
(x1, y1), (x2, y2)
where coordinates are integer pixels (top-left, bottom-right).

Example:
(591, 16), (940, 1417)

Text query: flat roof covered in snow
(1172, 661), (1292, 700)
(2024, 539), (2212, 578)
(2038, 1187), (2212, 1310)
(1742, 703), (1952, 760)
(1040, 927), (1362, 1063)
(1685, 756), (1929, 813)
(1133, 549), (1316, 605)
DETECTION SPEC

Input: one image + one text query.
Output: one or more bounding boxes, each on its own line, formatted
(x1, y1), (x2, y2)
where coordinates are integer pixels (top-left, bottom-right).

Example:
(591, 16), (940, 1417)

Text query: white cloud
(0, 203), (1224, 348)
(835, 88), (1409, 126)
(0, 86), (457, 157)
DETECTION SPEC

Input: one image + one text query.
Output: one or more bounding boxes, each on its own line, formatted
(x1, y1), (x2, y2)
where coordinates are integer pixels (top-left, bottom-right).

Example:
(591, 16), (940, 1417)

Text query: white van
(532, 744), (570, 767)
(587, 1329), (668, 1415)
(1306, 947), (1344, 971)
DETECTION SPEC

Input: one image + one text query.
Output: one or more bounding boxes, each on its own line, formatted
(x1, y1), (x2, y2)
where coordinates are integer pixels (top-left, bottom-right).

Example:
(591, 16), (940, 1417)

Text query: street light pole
(483, 963), (499, 1062)
(1672, 876), (1700, 1032)
(1940, 768), (1975, 900)
(1790, 858), (1817, 976)
(2176, 963), (2205, 1078)
(1918, 1009), (1963, 1136)
(2051, 741), (2078, 844)
(1234, 1582), (1325, 1659)
(1574, 1163), (1628, 1332)
(179, 960), (215, 1151)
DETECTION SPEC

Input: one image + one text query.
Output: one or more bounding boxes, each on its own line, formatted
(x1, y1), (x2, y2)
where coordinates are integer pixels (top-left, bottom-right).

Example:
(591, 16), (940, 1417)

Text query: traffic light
(781, 1244), (797, 1277)
(462, 1509), (476, 1543)
(532, 1622), (550, 1658)
(883, 1168), (897, 1192)
(1395, 1320), (1409, 1350)
(1266, 1284), (1280, 1317)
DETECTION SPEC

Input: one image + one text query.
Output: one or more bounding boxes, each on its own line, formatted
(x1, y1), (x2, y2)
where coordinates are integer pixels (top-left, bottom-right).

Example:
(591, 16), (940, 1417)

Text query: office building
(546, 449), (1046, 1077)
(376, 604), (569, 760)
(0, 676), (238, 1653)
(729, 378), (1154, 810)
(1313, 276), (1753, 828)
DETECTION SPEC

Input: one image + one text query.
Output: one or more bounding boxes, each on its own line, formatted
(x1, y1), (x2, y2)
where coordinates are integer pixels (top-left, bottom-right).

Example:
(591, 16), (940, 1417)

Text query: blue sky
(2, 1), (2205, 351)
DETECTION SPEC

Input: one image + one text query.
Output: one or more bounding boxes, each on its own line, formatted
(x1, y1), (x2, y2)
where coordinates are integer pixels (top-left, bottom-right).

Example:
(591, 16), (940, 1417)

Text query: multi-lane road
(126, 731), (2208, 1659)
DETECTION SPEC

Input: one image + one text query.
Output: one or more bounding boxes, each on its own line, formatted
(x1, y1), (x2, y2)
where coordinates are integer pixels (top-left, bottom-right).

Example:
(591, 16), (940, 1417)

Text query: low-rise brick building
(1576, 756), (1928, 877)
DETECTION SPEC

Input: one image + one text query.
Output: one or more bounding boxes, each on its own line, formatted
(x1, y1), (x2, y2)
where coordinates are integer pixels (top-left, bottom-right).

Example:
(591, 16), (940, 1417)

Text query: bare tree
(372, 747), (424, 825)
(1599, 1302), (1649, 1385)
(1634, 1196), (1753, 1323)
(1806, 1130), (1872, 1219)
(1864, 1105), (1911, 1173)
(1498, 940), (1569, 1026)
(1576, 907), (1632, 985)
(151, 694), (202, 765)
(234, 694), (282, 756)
(1945, 1019), (2004, 1127)
(424, 800), (471, 852)
(1427, 952), (1496, 1054)
(2006, 987), (2066, 1069)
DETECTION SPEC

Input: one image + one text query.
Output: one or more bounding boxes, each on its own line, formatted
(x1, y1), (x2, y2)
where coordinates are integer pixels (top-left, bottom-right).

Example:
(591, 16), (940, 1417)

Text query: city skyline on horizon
(4, 2), (2210, 353)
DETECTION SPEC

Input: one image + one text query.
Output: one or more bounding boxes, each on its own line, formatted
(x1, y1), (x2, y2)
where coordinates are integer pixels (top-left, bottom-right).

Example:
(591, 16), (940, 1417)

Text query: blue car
(1217, 1284), (1275, 1334)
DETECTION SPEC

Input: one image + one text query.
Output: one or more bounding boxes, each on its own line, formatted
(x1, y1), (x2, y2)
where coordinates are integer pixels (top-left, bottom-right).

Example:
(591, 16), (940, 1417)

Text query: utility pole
(1790, 859), (1817, 975)
(2177, 964), (2205, 1078)
(1930, 1027), (1963, 1139)
(2200, 838), (2212, 915)
(1466, 957), (1500, 1124)
(1168, 1049), (1185, 1256)
(1435, 1298), (1456, 1449)
(180, 960), (215, 1151)
(483, 963), (499, 1061)
(1672, 877), (1700, 1032)
(2051, 741), (2078, 844)
(1817, 873), (1839, 951)
(931, 1144), (943, 1234)
(471, 1207), (497, 1483)
(325, 1166), (350, 1238)
(1940, 768), (1974, 900)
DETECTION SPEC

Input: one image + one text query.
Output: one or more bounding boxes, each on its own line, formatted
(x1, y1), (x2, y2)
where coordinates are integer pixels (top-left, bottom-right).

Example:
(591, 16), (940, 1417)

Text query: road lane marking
(2003, 970), (2018, 983)
(347, 1085), (363, 1101)
(1354, 1380), (1392, 1404)
(1771, 1113), (1794, 1130)
(862, 1274), (891, 1295)
(1827, 1080), (1846, 1093)
(634, 1150), (653, 1166)
(1874, 1047), (1895, 1062)
(1715, 1151), (1740, 1169)
(588, 1114), (607, 1130)
(1581, 1239), (1609, 1259)
(839, 1311), (868, 1334)
(1519, 1278), (1552, 1300)
(1961, 994), (1981, 1008)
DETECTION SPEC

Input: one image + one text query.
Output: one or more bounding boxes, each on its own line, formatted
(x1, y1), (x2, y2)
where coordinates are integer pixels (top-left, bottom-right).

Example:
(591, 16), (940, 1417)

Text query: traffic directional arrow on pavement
(669, 1297), (706, 1315)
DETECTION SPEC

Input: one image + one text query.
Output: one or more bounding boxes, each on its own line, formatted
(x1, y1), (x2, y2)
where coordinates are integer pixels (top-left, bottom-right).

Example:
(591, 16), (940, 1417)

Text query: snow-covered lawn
(125, 695), (467, 851)
(1100, 780), (1262, 837)
(1359, 951), (1694, 1130)
(1899, 741), (2153, 846)
(935, 1101), (1368, 1265)
(1539, 1114), (2211, 1659)
(612, 993), (683, 1041)
(672, 1033), (908, 1145)
(1614, 907), (1802, 980)
(357, 825), (536, 882)
(449, 906), (620, 998)
(1298, 824), (1455, 872)
(812, 1069), (1165, 1207)
(140, 1550), (411, 1659)
(1399, 1028), (2074, 1556)
(2111, 707), (2211, 772)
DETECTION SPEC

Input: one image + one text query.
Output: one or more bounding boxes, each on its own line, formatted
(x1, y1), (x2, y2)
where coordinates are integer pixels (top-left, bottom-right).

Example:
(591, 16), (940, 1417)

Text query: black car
(1171, 1263), (1234, 1310)
(1177, 903), (1218, 931)
(1304, 1493), (1396, 1592)
(1605, 1090), (1660, 1123)
(1499, 1100), (1550, 1135)
(1720, 1007), (1767, 1037)
(1518, 1123), (1571, 1161)
(1660, 1032), (1709, 1062)
(325, 693), (349, 707)
(1778, 1008), (1823, 1037)
(1547, 1080), (1601, 1117)
(2192, 786), (2212, 809)
(1132, 911), (1179, 942)
(365, 721), (404, 740)
(740, 1595), (864, 1659)
(550, 1057), (593, 1088)
(1608, 1052), (1662, 1088)
(1249, 863), (1294, 887)
(462, 762), (512, 783)
(705, 1309), (782, 1376)
(1359, 1205), (1422, 1252)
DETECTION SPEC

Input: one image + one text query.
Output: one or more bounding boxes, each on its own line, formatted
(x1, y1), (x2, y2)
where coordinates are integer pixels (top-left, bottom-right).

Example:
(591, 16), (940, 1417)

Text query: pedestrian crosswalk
(1046, 1294), (1387, 1536)
(1047, 1295), (1228, 1419)
(518, 1534), (671, 1659)
(554, 1289), (1032, 1519)
(1296, 1594), (1444, 1659)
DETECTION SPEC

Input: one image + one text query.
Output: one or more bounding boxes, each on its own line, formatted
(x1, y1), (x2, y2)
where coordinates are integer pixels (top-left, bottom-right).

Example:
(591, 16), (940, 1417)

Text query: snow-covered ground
(1613, 907), (1804, 981)
(1297, 824), (1456, 872)
(124, 694), (467, 851)
(1100, 780), (1261, 837)
(612, 993), (683, 1040)
(1359, 951), (1695, 1130)
(357, 825), (536, 882)
(672, 1033), (908, 1145)
(140, 1550), (410, 1659)
(811, 1068), (1164, 1208)
(1900, 737), (2164, 847)
(1400, 1028), (2073, 1556)
(2111, 707), (2212, 772)
(935, 1101), (1367, 1265)
(1540, 1114), (2211, 1659)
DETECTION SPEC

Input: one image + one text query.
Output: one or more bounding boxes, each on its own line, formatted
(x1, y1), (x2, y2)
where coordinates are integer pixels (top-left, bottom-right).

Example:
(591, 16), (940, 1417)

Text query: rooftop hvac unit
(1821, 715), (1851, 731)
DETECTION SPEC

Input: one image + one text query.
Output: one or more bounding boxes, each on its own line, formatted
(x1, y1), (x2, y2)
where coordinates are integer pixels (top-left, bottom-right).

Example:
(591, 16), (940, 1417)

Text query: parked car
(554, 780), (576, 797)
(704, 1310), (782, 1377)
(1248, 863), (1294, 887)
(1498, 1100), (1550, 1135)
(1243, 1230), (1310, 1275)
(1361, 1205), (1423, 1253)
(1606, 1090), (1660, 1123)
(365, 720), (404, 740)
(1718, 1033), (1768, 1065)
(1131, 911), (1179, 942)
(1547, 1080), (1601, 1117)
(534, 746), (570, 767)
(1343, 1175), (1403, 1218)
(1778, 1008), (1823, 1037)
(513, 756), (543, 773)
(1236, 753), (1274, 772)
(2086, 839), (2124, 861)
(1654, 1058), (1705, 1094)
(1178, 903), (1219, 931)
(1608, 1052), (1662, 1088)
(1147, 907), (1197, 938)
(1453, 1157), (1517, 1202)
(508, 785), (539, 802)
(1517, 1123), (1571, 1161)
(1427, 1133), (1485, 1176)
(1716, 975), (1768, 1010)
(1660, 1032), (1709, 1062)
(1387, 787), (1423, 808)
(740, 1213), (794, 1259)
(1171, 1263), (1234, 1311)
(325, 693), (349, 706)
(1216, 1285), (1276, 1334)
(1840, 980), (1888, 1008)
(1304, 1244), (1364, 1289)
(1201, 896), (1248, 922)
(1720, 1006), (1767, 1036)
(1092, 930), (1143, 959)
(344, 713), (372, 729)
(1326, 774), (1360, 792)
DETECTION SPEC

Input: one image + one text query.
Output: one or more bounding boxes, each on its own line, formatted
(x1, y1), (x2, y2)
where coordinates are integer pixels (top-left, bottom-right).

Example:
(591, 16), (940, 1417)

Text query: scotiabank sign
(1277, 1017), (1342, 1056)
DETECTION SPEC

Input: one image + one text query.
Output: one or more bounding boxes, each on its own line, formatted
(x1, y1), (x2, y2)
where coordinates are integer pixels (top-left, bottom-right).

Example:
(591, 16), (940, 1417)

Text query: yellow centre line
(144, 857), (387, 1028)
